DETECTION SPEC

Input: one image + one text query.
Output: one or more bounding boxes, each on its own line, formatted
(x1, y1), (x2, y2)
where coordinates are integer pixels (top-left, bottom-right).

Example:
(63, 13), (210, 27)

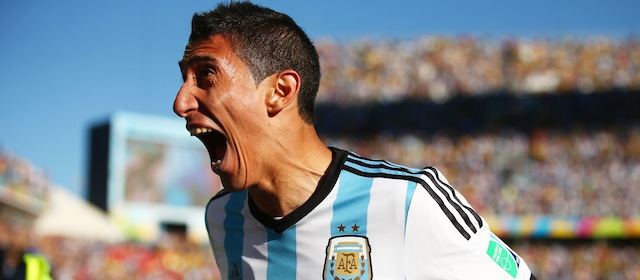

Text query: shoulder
(340, 149), (426, 180)
(205, 189), (248, 216)
(206, 189), (230, 207)
(212, 188), (231, 200)
(341, 152), (456, 197)
(397, 166), (486, 241)
(204, 190), (249, 234)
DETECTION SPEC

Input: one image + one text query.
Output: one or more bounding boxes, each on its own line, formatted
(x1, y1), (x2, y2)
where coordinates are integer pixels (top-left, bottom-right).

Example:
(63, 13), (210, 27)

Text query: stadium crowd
(1, 217), (639, 279)
(513, 240), (640, 279)
(316, 35), (640, 104)
(2, 35), (640, 279)
(37, 235), (217, 280)
(324, 126), (640, 217)
(0, 150), (50, 203)
(0, 220), (217, 280)
(3, 126), (640, 278)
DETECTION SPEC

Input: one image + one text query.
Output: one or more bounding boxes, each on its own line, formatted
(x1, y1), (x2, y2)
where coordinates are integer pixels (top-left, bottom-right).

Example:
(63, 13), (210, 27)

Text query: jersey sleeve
(404, 167), (535, 279)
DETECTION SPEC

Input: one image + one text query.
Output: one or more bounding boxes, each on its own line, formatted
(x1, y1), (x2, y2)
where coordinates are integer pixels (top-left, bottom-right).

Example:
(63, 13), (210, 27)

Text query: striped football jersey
(205, 147), (536, 279)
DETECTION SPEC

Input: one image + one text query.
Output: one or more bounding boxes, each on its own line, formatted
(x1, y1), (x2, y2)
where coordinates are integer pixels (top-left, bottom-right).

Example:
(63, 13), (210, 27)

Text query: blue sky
(1, 0), (639, 196)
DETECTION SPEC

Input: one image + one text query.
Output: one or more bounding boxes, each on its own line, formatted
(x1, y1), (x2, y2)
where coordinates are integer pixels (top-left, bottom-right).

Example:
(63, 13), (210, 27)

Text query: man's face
(174, 34), (268, 191)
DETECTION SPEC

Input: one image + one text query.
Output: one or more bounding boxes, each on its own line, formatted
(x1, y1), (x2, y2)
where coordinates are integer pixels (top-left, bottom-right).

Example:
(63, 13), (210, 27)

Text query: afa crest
(323, 235), (372, 280)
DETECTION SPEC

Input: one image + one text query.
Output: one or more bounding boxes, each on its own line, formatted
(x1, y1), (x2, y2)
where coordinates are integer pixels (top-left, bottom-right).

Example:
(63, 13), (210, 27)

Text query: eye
(196, 67), (217, 88)
(200, 67), (215, 78)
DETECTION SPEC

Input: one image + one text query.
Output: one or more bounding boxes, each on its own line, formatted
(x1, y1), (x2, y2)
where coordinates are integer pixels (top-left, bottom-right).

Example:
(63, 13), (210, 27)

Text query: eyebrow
(178, 55), (220, 74)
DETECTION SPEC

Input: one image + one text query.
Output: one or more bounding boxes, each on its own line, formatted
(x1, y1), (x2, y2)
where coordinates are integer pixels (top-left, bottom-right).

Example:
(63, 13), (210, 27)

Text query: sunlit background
(1, 0), (640, 278)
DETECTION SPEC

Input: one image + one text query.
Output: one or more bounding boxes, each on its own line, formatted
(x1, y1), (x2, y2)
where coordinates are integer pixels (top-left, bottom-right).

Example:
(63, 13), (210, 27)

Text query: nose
(173, 82), (198, 117)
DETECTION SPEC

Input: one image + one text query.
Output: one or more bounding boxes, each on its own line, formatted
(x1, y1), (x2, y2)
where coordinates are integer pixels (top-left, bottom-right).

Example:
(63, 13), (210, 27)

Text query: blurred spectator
(0, 222), (52, 280)
(34, 233), (218, 280)
(3, 34), (640, 280)
(315, 36), (640, 104)
(512, 240), (640, 279)
(323, 126), (640, 217)
(0, 150), (50, 203)
(0, 220), (635, 280)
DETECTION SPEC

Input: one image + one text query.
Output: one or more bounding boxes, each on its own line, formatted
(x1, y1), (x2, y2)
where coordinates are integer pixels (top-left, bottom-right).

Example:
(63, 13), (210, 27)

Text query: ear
(266, 70), (300, 116)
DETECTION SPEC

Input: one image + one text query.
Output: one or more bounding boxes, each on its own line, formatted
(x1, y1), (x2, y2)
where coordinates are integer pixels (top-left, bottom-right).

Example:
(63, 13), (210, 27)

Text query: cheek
(229, 87), (265, 121)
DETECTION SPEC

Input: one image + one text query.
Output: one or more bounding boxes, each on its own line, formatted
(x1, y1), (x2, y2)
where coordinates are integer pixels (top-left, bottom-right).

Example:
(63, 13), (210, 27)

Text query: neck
(248, 126), (332, 217)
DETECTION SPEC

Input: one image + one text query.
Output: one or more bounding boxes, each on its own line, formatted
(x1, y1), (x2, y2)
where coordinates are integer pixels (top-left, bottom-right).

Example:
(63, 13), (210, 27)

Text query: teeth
(189, 127), (213, 136)
(211, 159), (222, 169)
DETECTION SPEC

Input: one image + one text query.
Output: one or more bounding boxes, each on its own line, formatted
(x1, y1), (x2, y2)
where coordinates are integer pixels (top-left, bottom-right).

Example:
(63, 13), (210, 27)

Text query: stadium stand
(1, 35), (640, 279)
(315, 36), (640, 104)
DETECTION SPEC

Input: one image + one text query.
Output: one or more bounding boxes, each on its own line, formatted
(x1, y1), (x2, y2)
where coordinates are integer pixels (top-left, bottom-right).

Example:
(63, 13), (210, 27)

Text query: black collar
(248, 147), (348, 233)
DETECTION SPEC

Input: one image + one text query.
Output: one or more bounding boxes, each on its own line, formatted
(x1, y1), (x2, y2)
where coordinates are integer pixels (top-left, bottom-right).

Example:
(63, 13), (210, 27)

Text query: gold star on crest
(338, 224), (346, 232)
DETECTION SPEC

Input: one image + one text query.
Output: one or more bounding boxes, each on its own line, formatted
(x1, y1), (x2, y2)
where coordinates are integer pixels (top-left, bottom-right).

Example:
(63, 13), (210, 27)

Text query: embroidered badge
(323, 235), (372, 280)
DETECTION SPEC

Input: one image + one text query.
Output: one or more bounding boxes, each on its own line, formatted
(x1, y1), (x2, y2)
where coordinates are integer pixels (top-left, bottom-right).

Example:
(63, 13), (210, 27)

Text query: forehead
(180, 34), (243, 71)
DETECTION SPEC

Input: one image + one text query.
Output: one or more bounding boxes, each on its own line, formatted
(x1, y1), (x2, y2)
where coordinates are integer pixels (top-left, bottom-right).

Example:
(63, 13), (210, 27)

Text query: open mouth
(190, 127), (227, 170)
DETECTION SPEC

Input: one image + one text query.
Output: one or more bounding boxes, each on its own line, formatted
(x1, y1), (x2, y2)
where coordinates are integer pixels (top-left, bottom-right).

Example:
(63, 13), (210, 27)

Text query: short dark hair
(189, 1), (320, 124)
